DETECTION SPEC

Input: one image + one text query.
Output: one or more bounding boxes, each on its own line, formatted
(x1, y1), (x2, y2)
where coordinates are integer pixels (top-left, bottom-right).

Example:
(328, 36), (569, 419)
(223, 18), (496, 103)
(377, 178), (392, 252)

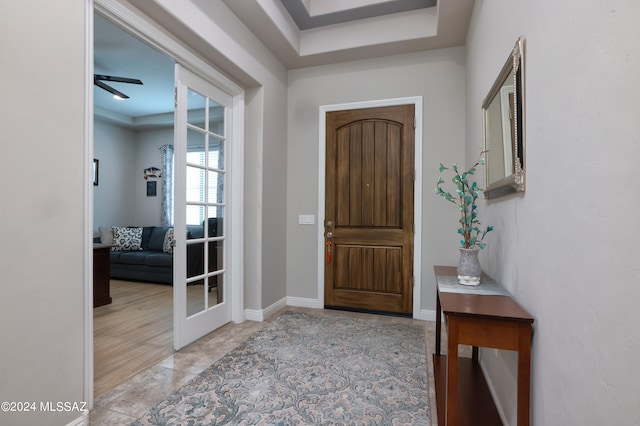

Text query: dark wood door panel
(325, 104), (415, 315)
(329, 105), (415, 128)
(328, 291), (405, 314)
(333, 245), (402, 293)
(335, 121), (402, 228)
(332, 228), (405, 245)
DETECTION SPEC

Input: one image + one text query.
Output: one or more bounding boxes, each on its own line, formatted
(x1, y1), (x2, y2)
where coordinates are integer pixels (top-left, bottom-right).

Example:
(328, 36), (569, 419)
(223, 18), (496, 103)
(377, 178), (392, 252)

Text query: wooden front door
(324, 105), (415, 315)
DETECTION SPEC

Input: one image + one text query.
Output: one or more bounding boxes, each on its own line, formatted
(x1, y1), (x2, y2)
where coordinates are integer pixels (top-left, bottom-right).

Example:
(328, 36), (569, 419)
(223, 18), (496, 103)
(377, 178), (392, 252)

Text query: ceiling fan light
(113, 95), (125, 100)
(94, 74), (140, 100)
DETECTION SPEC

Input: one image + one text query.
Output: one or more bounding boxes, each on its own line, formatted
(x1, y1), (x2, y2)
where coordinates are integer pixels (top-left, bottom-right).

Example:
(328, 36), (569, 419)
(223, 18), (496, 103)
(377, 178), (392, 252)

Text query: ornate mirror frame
(483, 36), (525, 199)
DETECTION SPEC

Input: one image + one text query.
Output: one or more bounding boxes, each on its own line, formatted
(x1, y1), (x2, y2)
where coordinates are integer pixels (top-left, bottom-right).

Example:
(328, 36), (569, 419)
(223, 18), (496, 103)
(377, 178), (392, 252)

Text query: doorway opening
(93, 12), (176, 398)
(87, 1), (245, 408)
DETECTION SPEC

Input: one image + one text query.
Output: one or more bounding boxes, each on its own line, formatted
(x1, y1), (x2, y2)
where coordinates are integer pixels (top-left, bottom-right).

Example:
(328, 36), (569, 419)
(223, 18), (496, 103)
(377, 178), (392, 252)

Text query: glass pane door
(174, 64), (231, 349)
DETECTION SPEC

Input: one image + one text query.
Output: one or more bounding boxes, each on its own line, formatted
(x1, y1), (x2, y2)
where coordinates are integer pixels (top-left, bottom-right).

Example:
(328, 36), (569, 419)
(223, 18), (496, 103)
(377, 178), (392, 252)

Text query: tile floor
(90, 307), (444, 425)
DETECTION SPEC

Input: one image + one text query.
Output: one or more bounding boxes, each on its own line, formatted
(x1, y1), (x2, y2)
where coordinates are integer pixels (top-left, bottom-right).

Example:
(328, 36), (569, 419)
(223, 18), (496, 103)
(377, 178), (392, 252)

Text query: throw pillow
(112, 226), (143, 251)
(99, 226), (113, 245)
(163, 227), (175, 254)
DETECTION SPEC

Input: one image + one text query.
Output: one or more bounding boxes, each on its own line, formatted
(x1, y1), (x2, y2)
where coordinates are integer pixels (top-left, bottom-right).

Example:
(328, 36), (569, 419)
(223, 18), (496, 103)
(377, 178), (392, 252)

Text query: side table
(93, 244), (113, 307)
(433, 265), (534, 426)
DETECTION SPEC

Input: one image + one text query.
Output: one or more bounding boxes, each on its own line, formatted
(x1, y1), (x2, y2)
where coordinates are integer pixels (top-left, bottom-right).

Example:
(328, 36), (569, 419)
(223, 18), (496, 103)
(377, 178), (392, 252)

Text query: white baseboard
(243, 308), (263, 322)
(264, 297), (288, 319)
(66, 410), (89, 426)
(244, 297), (288, 322)
(418, 309), (437, 322)
(286, 296), (323, 309)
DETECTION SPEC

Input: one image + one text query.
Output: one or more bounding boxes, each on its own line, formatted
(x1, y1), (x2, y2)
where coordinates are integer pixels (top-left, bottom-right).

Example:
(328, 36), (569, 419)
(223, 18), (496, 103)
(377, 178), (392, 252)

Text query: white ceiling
(94, 13), (175, 125)
(94, 0), (473, 125)
(279, 0), (437, 30)
(222, 0), (473, 69)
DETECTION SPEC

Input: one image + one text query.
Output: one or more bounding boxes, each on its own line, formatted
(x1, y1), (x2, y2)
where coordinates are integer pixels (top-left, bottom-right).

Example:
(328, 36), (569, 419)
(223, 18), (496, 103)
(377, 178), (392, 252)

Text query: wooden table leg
(446, 318), (459, 426)
(517, 324), (532, 426)
(436, 291), (442, 355)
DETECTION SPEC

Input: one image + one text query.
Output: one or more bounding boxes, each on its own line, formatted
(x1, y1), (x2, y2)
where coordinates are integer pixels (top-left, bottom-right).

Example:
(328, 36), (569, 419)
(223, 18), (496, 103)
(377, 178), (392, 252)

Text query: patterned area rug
(133, 311), (430, 425)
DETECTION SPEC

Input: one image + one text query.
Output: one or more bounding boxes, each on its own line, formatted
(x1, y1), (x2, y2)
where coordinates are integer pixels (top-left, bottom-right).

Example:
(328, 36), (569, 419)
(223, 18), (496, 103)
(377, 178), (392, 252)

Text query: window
(186, 143), (223, 225)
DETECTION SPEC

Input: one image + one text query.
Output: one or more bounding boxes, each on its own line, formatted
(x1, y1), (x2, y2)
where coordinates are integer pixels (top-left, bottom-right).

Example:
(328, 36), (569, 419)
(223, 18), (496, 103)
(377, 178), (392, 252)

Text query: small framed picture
(93, 159), (99, 186)
(147, 180), (157, 196)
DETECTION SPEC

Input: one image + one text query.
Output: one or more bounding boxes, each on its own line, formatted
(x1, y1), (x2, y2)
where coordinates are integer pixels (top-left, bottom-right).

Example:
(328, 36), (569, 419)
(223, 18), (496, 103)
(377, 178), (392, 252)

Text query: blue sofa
(99, 219), (221, 285)
(109, 226), (176, 284)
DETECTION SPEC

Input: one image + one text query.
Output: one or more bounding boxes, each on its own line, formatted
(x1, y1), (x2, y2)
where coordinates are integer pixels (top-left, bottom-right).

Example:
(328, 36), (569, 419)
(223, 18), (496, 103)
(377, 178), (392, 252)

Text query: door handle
(326, 231), (333, 239)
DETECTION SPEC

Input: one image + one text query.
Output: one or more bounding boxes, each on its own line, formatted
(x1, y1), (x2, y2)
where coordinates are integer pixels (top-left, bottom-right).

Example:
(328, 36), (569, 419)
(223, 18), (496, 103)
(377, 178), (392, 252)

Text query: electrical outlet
(298, 215), (315, 225)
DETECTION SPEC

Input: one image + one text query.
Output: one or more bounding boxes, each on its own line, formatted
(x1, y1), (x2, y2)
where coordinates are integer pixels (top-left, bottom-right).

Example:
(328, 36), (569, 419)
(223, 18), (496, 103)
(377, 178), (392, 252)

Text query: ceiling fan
(94, 74), (143, 99)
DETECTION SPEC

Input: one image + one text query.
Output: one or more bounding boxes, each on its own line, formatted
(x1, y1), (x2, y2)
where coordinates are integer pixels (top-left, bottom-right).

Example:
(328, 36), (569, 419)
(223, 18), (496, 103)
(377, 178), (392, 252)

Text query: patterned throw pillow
(163, 227), (174, 254)
(111, 226), (143, 251)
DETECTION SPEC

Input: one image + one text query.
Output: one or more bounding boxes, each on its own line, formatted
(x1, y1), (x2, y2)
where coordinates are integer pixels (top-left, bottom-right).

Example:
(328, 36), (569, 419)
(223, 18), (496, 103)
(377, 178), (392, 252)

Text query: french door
(173, 64), (232, 349)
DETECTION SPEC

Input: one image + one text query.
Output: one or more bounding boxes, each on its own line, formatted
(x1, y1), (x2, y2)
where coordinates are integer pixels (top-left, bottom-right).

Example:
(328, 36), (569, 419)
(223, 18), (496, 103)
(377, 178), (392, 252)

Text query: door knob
(326, 231), (333, 238)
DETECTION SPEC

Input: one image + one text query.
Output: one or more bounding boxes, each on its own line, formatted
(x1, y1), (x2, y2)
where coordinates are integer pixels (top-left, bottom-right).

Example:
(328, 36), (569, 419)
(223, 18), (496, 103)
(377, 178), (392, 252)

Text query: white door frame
(85, 0), (245, 407)
(317, 97), (423, 319)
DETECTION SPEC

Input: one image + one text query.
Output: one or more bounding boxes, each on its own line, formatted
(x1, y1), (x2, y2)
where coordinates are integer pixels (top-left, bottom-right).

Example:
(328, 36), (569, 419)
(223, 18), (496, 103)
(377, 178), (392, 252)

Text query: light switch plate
(298, 215), (315, 225)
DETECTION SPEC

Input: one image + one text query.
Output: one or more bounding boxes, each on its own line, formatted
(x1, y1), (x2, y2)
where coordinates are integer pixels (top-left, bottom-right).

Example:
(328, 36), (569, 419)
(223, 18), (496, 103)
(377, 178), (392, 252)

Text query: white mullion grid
(208, 130), (225, 140)
(183, 98), (229, 304)
(203, 98), (210, 309)
(185, 122), (208, 225)
(185, 114), (209, 286)
(206, 101), (227, 308)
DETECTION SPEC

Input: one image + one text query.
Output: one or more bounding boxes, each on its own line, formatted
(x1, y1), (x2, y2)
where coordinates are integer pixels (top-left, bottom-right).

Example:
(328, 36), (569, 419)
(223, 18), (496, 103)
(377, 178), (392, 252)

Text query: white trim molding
(65, 410), (89, 426)
(244, 297), (288, 322)
(244, 309), (265, 322)
(317, 97), (423, 319)
(84, 0), (95, 409)
(417, 309), (438, 322)
(287, 296), (323, 309)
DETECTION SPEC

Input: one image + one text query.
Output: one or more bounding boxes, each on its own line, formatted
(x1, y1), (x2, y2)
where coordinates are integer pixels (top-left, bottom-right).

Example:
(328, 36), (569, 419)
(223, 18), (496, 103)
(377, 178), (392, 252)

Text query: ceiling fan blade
(94, 79), (130, 99)
(94, 74), (143, 85)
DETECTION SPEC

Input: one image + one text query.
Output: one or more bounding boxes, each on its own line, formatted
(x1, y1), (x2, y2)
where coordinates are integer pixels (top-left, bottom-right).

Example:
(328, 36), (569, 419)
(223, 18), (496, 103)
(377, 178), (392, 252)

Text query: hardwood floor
(94, 280), (174, 397)
(94, 280), (217, 397)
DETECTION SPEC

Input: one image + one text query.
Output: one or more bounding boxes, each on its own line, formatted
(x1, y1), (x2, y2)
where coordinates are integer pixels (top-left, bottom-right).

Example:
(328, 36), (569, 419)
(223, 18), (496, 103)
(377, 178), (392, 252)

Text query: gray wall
(286, 48), (467, 313)
(260, 78), (289, 311)
(466, 1), (640, 424)
(94, 119), (137, 230)
(133, 127), (173, 226)
(0, 1), (86, 425)
(94, 120), (172, 232)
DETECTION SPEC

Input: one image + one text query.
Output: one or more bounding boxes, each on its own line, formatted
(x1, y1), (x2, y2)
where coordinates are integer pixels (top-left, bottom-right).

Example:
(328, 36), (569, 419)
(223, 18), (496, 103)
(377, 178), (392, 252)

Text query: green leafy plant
(435, 151), (494, 249)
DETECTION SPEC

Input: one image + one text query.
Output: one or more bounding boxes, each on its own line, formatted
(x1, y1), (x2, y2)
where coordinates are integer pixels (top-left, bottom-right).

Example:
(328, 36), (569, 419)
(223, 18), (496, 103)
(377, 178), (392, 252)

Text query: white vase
(457, 247), (481, 286)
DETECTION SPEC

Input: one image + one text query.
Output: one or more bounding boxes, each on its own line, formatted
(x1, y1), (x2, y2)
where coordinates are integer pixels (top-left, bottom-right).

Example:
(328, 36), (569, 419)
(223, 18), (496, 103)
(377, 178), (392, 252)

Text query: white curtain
(159, 144), (174, 226)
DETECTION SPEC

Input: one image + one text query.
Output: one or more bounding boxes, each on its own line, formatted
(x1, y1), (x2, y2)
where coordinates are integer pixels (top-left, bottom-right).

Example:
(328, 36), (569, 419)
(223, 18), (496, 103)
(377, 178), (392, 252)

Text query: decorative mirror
(483, 36), (525, 199)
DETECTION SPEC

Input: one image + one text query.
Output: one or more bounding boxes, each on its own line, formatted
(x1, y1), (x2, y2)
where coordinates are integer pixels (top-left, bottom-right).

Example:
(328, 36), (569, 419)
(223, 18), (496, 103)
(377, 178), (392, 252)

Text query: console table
(433, 265), (534, 426)
(93, 244), (113, 307)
